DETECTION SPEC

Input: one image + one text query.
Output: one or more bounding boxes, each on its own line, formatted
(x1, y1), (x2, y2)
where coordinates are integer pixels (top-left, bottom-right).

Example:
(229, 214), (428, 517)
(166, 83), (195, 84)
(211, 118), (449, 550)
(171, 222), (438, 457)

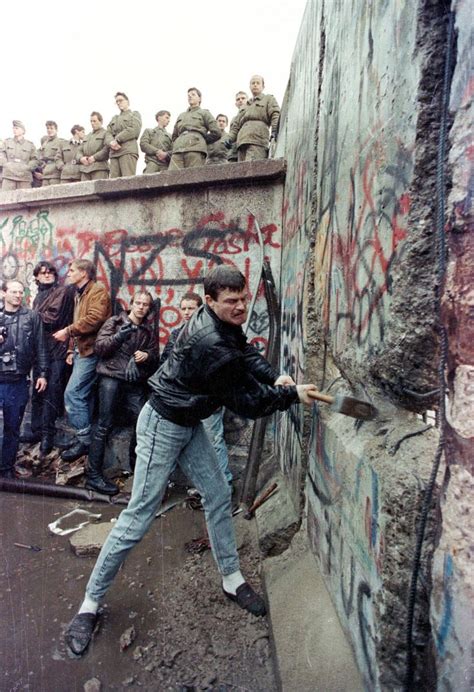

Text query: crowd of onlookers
(0, 75), (280, 190)
(0, 259), (231, 498)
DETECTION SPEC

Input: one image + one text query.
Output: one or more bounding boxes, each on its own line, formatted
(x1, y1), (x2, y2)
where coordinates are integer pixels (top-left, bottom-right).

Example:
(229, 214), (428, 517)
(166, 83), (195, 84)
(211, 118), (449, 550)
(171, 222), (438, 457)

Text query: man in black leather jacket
(0, 279), (48, 478)
(85, 291), (159, 495)
(65, 266), (317, 655)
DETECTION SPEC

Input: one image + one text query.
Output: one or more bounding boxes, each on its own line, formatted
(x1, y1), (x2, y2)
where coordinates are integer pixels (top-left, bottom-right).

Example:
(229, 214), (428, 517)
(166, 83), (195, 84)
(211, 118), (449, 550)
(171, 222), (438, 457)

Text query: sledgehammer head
(331, 394), (378, 420)
(307, 389), (378, 420)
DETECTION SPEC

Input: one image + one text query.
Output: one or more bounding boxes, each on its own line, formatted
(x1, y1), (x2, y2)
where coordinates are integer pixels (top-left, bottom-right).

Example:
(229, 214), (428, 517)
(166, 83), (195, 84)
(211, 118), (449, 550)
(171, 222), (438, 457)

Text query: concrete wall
(0, 163), (284, 356)
(430, 0), (474, 688)
(276, 0), (466, 689)
(274, 6), (322, 503)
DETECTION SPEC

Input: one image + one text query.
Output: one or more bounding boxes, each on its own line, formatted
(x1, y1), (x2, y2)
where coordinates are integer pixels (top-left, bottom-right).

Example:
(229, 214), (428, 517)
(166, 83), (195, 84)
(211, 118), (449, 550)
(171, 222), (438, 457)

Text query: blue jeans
(203, 408), (232, 483)
(0, 379), (29, 472)
(64, 350), (98, 443)
(86, 402), (239, 602)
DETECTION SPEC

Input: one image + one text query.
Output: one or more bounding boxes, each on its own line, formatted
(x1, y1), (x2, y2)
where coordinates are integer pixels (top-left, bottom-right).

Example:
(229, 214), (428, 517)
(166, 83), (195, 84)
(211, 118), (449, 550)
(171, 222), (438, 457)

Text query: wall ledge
(0, 159), (287, 211)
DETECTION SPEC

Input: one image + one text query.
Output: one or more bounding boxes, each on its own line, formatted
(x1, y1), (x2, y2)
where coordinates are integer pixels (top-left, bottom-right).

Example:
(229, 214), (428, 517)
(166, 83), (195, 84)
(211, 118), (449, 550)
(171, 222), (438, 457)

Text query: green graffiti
(0, 210), (53, 249)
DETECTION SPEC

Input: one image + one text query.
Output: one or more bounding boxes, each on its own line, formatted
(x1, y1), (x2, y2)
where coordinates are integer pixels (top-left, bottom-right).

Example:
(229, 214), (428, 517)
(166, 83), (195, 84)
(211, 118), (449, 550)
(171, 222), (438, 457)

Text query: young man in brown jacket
(53, 259), (111, 462)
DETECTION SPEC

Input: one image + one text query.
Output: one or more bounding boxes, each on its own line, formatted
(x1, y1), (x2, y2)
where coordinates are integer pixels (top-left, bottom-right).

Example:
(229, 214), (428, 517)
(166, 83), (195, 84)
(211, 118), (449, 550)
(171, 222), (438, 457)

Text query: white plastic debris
(48, 508), (102, 536)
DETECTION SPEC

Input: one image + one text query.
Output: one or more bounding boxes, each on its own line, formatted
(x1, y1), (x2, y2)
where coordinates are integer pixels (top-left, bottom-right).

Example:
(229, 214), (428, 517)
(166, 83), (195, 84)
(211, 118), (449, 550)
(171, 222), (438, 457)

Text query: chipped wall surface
(431, 0), (474, 688)
(276, 0), (463, 689)
(307, 408), (439, 690)
(312, 0), (449, 408)
(0, 164), (284, 353)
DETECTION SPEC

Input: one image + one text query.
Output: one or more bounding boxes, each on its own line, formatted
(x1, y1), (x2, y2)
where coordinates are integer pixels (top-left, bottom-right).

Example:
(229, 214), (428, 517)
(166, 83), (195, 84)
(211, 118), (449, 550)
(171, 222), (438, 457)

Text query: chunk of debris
(56, 458), (86, 486)
(69, 522), (112, 557)
(120, 625), (137, 651)
(83, 677), (101, 692)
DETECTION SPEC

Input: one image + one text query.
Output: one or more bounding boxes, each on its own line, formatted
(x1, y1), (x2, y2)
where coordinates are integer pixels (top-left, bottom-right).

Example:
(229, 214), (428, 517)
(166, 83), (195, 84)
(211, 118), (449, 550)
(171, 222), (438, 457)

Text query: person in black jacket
(0, 279), (48, 478)
(85, 291), (158, 495)
(65, 266), (317, 655)
(22, 261), (74, 456)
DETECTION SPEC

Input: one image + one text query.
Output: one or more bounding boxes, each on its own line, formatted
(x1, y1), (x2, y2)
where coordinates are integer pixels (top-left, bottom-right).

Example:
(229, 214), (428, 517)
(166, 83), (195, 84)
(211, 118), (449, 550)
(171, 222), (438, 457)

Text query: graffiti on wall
(316, 53), (414, 353)
(0, 209), (280, 349)
(307, 411), (384, 685)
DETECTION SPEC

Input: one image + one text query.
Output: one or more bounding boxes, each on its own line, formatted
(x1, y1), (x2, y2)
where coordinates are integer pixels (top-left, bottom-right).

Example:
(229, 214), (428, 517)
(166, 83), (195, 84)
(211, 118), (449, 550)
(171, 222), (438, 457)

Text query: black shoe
(20, 432), (41, 444)
(65, 611), (100, 656)
(61, 441), (89, 463)
(85, 475), (119, 496)
(223, 582), (267, 617)
(40, 435), (54, 456)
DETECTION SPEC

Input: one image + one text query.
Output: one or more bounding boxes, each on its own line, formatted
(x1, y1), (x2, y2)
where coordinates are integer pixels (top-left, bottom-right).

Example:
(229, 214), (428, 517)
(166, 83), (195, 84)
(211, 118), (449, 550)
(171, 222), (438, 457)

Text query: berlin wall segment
(0, 185), (282, 354)
(274, 0), (450, 689)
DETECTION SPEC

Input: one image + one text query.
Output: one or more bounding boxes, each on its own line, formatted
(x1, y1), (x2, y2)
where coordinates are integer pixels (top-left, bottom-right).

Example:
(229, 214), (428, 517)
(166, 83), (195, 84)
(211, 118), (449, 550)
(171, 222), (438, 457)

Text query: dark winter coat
(0, 306), (48, 380)
(95, 311), (158, 381)
(148, 304), (298, 426)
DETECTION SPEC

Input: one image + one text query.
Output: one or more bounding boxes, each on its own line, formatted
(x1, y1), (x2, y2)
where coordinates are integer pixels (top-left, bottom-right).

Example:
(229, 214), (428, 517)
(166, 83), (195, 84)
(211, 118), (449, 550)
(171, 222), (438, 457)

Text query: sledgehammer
(307, 390), (377, 420)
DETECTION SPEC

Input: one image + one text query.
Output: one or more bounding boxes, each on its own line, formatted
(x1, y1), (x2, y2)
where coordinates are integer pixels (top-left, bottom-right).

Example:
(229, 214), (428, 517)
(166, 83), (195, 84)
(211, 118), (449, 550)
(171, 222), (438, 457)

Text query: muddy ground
(0, 489), (276, 692)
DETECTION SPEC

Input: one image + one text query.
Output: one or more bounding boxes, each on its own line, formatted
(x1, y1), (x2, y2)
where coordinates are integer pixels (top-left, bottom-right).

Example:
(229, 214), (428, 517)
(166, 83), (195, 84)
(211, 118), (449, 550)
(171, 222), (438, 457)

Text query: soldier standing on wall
(225, 76), (280, 162)
(206, 114), (230, 165)
(140, 110), (172, 174)
(169, 88), (221, 170)
(55, 125), (86, 184)
(0, 120), (38, 190)
(35, 121), (63, 186)
(107, 92), (142, 178)
(78, 112), (112, 181)
(228, 92), (248, 163)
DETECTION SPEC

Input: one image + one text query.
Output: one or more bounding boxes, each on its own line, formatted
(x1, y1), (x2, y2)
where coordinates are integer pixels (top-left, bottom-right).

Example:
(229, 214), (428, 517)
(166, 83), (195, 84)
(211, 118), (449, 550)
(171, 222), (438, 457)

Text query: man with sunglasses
(21, 261), (74, 456)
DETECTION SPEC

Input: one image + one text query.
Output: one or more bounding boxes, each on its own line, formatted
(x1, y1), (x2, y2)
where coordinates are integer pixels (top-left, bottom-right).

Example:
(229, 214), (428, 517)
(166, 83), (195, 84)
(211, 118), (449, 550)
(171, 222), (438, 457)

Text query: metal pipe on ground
(0, 477), (129, 505)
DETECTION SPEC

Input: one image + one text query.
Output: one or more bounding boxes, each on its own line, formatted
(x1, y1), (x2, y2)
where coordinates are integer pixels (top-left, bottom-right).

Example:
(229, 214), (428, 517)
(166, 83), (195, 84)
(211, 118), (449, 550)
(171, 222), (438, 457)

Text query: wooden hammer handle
(247, 482), (278, 515)
(307, 390), (334, 405)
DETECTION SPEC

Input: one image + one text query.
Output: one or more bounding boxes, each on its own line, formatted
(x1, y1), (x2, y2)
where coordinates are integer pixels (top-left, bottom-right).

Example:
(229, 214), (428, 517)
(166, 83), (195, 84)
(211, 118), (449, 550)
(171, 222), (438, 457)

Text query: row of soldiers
(0, 75), (280, 190)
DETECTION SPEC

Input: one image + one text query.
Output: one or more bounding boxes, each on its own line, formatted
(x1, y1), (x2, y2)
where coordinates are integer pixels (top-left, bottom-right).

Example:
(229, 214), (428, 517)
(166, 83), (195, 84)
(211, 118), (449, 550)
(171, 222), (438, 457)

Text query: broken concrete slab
(263, 528), (363, 691)
(69, 522), (113, 557)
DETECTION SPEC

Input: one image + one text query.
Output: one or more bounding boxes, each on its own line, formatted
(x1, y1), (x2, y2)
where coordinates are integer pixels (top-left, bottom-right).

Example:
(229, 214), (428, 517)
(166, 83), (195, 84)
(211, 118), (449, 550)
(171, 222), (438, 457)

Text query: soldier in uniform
(226, 76), (280, 162)
(206, 114), (229, 165)
(107, 92), (142, 178)
(35, 121), (63, 186)
(0, 120), (38, 190)
(140, 110), (172, 174)
(78, 112), (112, 181)
(169, 88), (221, 170)
(55, 125), (85, 184)
(228, 92), (248, 163)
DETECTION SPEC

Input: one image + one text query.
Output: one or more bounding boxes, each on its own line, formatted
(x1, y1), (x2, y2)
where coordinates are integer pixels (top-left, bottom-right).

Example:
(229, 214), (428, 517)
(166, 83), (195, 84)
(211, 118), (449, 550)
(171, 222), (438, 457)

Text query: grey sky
(3, 0), (307, 155)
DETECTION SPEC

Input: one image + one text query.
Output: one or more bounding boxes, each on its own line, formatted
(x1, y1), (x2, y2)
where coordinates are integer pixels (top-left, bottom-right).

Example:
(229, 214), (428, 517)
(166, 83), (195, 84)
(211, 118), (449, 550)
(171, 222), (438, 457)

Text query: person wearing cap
(77, 112), (112, 181)
(107, 92), (142, 178)
(35, 121), (64, 186)
(169, 88), (221, 170)
(140, 110), (172, 174)
(55, 125), (86, 184)
(226, 76), (280, 162)
(0, 121), (38, 190)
